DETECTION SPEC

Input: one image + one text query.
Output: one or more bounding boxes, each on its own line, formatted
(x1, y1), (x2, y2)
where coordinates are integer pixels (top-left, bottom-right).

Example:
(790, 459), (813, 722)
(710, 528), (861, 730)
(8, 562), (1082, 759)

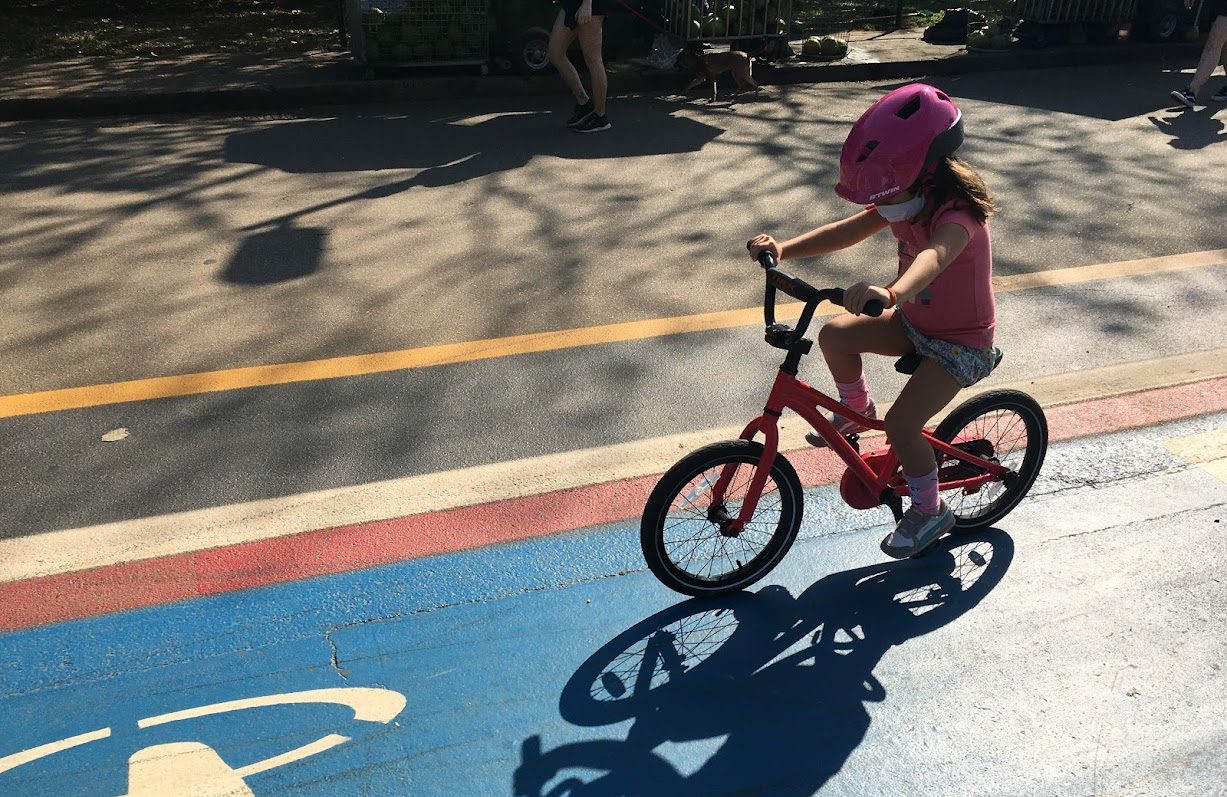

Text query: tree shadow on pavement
(225, 106), (723, 176)
(922, 67), (1191, 122)
(515, 531), (1013, 796)
(223, 104), (724, 229)
(222, 223), (326, 284)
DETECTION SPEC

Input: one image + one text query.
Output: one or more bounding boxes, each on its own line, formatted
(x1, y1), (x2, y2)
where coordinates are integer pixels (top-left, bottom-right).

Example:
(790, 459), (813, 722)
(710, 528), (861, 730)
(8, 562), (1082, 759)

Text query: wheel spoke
(661, 459), (785, 582)
(938, 398), (1043, 527)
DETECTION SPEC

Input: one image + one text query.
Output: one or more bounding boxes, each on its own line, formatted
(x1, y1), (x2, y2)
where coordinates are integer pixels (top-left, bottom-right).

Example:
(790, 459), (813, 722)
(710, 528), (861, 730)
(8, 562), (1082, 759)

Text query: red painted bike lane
(3, 375), (1224, 634)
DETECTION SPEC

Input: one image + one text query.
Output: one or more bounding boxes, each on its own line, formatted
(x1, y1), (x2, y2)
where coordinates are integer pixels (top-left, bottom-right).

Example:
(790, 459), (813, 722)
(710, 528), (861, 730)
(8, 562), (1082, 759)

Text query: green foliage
(1, 1), (340, 59)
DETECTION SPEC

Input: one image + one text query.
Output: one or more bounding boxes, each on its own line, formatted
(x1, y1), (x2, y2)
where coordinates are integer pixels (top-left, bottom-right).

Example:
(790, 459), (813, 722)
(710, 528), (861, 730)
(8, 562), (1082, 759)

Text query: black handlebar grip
(829, 288), (883, 317)
(748, 241), (778, 270)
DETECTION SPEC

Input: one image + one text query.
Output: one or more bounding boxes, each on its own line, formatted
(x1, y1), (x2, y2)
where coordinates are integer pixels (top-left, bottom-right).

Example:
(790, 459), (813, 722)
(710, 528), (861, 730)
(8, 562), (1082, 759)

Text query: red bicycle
(640, 251), (1048, 597)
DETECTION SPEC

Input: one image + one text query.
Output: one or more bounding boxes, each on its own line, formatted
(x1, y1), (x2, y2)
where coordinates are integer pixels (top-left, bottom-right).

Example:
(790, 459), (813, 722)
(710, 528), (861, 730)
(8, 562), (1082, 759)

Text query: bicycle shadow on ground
(1147, 108), (1227, 149)
(514, 531), (1013, 797)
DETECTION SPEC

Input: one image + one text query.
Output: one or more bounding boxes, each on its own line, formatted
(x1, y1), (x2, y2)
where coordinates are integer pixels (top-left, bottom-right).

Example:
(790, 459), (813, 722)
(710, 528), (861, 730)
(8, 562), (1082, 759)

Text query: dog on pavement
(676, 44), (759, 101)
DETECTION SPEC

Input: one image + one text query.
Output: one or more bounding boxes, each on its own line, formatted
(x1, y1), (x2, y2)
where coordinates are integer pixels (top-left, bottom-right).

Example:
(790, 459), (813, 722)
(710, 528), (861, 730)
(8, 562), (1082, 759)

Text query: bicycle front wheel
(933, 389), (1048, 533)
(640, 440), (803, 597)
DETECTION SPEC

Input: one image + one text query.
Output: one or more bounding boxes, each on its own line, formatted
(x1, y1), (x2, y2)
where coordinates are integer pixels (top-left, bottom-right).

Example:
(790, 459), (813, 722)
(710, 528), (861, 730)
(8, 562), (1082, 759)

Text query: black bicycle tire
(933, 389), (1048, 533)
(640, 440), (803, 597)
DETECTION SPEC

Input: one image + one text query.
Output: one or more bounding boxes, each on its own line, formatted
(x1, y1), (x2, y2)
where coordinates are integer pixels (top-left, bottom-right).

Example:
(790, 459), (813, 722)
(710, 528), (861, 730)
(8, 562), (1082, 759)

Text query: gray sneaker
(806, 400), (876, 447)
(1170, 89), (1198, 109)
(880, 500), (955, 559)
(1211, 87), (1227, 103)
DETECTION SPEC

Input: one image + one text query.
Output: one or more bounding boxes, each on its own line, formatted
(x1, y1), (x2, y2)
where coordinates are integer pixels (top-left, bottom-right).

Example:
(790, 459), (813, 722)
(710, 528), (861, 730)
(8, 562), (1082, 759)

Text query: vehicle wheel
(933, 389), (1048, 533)
(640, 440), (803, 596)
(1133, 0), (1183, 41)
(514, 29), (554, 73)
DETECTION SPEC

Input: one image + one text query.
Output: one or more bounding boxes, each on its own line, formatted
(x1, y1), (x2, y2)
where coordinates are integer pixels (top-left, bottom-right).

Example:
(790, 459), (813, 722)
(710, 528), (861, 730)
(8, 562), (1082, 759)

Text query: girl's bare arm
(780, 209), (889, 260)
(748, 210), (888, 264)
(889, 222), (970, 303)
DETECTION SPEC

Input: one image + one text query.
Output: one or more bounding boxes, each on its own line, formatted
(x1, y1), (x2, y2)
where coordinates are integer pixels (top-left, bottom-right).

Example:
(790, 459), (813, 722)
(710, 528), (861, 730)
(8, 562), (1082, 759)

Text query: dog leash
(613, 0), (689, 46)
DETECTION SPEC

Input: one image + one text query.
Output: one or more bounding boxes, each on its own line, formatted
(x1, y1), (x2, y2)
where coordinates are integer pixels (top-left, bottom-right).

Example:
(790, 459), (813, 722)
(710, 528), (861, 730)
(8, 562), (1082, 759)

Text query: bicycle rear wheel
(640, 440), (803, 597)
(933, 389), (1048, 533)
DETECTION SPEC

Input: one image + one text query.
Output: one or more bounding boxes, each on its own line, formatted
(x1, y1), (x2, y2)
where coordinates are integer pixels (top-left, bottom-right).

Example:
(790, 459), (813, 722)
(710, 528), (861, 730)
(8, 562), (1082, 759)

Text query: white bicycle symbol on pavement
(0, 687), (406, 796)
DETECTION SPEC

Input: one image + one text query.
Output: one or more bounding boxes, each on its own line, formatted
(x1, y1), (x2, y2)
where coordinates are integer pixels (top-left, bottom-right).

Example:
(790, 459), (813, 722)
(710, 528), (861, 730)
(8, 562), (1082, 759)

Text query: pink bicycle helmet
(835, 83), (964, 205)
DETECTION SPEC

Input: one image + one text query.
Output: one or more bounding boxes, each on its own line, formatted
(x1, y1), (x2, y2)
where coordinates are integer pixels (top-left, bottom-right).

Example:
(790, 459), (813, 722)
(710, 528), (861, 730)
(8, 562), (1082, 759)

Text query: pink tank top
(887, 200), (996, 349)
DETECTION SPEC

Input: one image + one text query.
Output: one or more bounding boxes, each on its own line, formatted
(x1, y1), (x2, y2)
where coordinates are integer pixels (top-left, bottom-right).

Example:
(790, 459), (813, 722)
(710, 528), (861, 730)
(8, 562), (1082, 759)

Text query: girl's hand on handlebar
(747, 234), (782, 264)
(843, 282), (893, 316)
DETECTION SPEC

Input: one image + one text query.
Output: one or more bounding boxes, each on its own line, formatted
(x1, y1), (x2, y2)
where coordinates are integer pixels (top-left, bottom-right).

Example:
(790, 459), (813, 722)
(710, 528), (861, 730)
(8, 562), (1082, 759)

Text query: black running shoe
(1211, 86), (1227, 103)
(1170, 88), (1198, 109)
(574, 113), (611, 133)
(566, 100), (594, 127)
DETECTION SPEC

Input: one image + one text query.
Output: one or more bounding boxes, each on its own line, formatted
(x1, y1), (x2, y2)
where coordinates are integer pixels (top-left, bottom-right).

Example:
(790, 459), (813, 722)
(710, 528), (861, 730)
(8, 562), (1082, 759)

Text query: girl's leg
(883, 357), (962, 490)
(879, 358), (962, 557)
(1190, 15), (1227, 95)
(548, 12), (587, 103)
(575, 17), (608, 115)
(817, 309), (913, 384)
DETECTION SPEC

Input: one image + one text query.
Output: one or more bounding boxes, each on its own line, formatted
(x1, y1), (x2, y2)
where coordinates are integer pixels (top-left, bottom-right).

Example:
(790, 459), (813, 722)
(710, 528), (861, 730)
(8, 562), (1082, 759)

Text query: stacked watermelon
(361, 0), (485, 64)
(800, 35), (847, 59)
(683, 0), (791, 38)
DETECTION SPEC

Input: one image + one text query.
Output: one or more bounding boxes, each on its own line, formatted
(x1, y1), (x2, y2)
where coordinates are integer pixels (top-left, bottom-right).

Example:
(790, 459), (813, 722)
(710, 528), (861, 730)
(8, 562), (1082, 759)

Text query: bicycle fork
(707, 412), (781, 537)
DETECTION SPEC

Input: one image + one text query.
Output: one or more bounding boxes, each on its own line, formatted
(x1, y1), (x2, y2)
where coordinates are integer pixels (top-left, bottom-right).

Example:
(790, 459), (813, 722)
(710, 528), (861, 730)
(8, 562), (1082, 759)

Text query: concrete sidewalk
(0, 28), (1204, 120)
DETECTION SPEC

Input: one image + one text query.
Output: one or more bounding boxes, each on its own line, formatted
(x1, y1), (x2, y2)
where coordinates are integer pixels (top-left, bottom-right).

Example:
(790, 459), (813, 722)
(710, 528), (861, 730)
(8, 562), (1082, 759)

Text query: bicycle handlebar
(748, 245), (883, 341)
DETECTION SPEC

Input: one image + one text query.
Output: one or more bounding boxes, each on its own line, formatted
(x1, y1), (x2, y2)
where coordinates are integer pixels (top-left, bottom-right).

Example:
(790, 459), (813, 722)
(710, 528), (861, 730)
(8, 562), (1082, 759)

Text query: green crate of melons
(361, 3), (484, 63)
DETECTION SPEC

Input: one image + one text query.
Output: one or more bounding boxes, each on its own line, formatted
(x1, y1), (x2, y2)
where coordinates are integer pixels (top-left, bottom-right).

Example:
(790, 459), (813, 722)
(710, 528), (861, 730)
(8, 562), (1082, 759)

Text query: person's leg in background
(548, 11), (593, 126)
(1215, 35), (1227, 99)
(1189, 15), (1227, 95)
(572, 17), (611, 132)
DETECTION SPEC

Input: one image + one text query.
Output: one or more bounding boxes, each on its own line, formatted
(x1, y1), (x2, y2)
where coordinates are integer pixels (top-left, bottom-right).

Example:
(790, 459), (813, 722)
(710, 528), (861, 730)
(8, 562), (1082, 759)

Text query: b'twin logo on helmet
(868, 186), (901, 200)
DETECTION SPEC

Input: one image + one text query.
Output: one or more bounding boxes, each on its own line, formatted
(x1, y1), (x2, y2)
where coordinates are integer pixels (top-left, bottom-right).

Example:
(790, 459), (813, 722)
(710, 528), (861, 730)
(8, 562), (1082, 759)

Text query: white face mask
(876, 193), (926, 222)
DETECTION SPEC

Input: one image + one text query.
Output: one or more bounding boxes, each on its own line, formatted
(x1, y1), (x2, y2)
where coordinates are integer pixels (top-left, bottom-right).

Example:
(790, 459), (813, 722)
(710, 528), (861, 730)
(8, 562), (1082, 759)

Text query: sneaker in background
(1210, 86), (1227, 103)
(566, 100), (595, 128)
(574, 114), (612, 133)
(1170, 88), (1198, 109)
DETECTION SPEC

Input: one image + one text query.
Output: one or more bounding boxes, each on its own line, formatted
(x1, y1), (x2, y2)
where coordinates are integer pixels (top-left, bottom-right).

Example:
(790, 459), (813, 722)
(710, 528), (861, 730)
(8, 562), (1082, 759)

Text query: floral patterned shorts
(898, 311), (1002, 388)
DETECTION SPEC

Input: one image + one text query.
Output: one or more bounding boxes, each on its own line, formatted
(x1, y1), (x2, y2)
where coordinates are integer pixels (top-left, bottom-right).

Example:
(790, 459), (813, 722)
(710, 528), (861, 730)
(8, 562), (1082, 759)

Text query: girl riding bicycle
(748, 83), (1000, 561)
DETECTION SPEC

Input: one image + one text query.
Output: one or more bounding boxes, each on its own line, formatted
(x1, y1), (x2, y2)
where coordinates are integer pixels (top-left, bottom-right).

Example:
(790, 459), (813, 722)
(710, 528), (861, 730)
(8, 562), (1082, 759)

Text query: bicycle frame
(708, 252), (1013, 536)
(711, 366), (1012, 534)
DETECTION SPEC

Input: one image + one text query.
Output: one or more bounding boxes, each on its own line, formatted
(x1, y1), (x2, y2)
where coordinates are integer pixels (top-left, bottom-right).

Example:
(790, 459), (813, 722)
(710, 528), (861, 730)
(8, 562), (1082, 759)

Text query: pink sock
(835, 376), (872, 411)
(905, 467), (940, 515)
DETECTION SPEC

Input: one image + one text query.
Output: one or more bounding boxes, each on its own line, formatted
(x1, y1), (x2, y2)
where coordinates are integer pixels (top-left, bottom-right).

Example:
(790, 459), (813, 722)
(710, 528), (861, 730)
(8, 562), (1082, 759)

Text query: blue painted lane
(0, 510), (1001, 795)
(1, 413), (1225, 796)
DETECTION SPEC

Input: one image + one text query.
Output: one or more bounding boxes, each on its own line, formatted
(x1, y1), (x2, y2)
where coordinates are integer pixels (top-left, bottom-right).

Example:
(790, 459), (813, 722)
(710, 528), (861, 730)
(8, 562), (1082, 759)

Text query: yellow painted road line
(1, 249), (1224, 420)
(991, 248), (1227, 291)
(1163, 428), (1227, 483)
(3, 350), (1225, 584)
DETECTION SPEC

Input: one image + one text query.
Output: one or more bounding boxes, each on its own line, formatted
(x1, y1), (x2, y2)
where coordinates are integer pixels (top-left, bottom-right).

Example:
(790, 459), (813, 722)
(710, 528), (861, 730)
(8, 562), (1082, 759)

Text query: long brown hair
(924, 155), (997, 221)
